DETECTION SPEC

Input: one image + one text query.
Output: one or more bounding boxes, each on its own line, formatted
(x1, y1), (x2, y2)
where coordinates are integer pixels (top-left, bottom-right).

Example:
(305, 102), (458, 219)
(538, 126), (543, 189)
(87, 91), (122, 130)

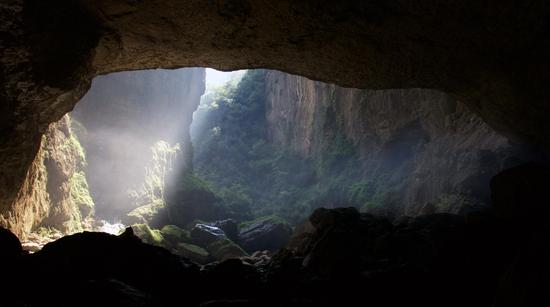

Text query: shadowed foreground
(1, 163), (548, 307)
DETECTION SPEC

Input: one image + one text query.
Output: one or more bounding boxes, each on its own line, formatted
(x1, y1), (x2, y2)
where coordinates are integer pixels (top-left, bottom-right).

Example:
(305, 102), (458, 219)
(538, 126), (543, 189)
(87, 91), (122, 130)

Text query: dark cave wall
(1, 0), (550, 233)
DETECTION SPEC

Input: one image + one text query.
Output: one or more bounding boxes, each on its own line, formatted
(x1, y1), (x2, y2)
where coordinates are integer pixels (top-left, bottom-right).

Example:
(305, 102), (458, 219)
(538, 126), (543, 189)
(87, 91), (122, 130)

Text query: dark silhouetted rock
(4, 202), (549, 307)
(491, 162), (550, 228)
(74, 279), (155, 307)
(490, 163), (550, 307)
(25, 231), (200, 306)
(302, 207), (363, 277)
(309, 207), (361, 232)
(200, 300), (254, 307)
(0, 227), (22, 259)
(239, 216), (292, 253)
(201, 258), (262, 300)
(286, 220), (316, 254)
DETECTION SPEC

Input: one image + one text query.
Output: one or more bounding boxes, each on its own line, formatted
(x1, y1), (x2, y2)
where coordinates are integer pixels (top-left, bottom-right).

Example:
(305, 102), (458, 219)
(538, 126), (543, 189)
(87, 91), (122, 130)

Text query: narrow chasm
(1, 69), (548, 307)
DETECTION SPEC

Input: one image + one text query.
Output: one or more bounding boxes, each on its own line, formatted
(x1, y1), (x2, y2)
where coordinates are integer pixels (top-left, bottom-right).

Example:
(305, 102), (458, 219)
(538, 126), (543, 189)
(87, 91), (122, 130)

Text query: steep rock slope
(71, 68), (205, 222)
(265, 71), (528, 215)
(0, 115), (94, 239)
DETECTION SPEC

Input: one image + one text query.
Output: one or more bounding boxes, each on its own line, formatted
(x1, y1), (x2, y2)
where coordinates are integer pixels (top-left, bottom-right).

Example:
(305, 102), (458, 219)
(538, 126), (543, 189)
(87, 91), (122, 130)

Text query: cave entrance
(23, 67), (529, 263)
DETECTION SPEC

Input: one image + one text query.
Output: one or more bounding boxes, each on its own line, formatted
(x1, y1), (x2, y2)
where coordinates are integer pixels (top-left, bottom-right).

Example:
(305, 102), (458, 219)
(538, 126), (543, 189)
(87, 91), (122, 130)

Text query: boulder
(191, 224), (227, 246)
(241, 250), (272, 267)
(206, 238), (247, 262)
(160, 225), (191, 248)
(285, 220), (315, 254)
(212, 219), (239, 242)
(174, 242), (210, 264)
(0, 227), (22, 259)
(130, 224), (165, 247)
(166, 177), (226, 226)
(490, 162), (550, 229)
(200, 258), (262, 300)
(309, 207), (361, 232)
(25, 231), (200, 305)
(301, 207), (393, 277)
(238, 216), (292, 253)
(21, 242), (42, 253)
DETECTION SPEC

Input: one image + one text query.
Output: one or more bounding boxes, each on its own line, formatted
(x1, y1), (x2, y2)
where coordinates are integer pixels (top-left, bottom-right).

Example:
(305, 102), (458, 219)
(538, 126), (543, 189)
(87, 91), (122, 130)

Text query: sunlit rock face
(71, 68), (205, 222)
(0, 115), (94, 239)
(1, 1), (550, 233)
(265, 71), (530, 215)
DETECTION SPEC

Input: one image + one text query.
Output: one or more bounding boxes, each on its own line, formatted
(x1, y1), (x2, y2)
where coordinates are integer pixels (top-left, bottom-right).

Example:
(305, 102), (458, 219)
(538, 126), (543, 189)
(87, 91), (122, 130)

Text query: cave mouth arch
(3, 0), (550, 240)
(15, 66), (530, 265)
(2, 2), (550, 303)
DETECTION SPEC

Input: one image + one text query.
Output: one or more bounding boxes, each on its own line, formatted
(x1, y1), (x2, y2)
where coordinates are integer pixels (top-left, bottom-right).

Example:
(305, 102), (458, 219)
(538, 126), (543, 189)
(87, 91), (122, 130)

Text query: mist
(71, 68), (205, 223)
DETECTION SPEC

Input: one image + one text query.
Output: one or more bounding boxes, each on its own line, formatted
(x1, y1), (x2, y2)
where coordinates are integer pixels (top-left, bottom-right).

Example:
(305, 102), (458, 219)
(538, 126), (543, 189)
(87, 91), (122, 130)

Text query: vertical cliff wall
(0, 115), (94, 239)
(71, 68), (205, 222)
(264, 71), (528, 216)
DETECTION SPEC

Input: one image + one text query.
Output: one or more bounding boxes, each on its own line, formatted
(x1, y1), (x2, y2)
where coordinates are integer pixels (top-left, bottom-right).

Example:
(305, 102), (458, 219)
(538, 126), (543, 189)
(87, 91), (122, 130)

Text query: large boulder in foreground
(0, 227), (22, 259)
(490, 163), (550, 306)
(26, 230), (200, 305)
(490, 162), (550, 228)
(301, 207), (364, 277)
(239, 216), (292, 253)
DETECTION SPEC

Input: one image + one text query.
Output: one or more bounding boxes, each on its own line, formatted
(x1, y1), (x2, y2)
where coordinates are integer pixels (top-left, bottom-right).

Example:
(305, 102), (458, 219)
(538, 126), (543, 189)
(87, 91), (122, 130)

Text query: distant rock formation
(264, 71), (530, 216)
(71, 68), (205, 222)
(0, 115), (94, 239)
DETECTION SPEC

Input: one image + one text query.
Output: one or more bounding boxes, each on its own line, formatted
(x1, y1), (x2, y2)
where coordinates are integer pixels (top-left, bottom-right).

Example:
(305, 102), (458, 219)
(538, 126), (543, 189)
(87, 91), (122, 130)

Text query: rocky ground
(1, 163), (548, 307)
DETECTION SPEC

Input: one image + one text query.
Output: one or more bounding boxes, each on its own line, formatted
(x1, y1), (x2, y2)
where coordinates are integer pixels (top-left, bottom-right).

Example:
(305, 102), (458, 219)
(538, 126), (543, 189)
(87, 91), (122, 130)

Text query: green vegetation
(125, 141), (182, 224)
(126, 199), (164, 224)
(160, 225), (191, 246)
(69, 171), (95, 218)
(34, 115), (96, 235)
(131, 223), (165, 246)
(206, 237), (247, 261)
(191, 70), (385, 224)
(131, 223), (245, 263)
(175, 243), (210, 263)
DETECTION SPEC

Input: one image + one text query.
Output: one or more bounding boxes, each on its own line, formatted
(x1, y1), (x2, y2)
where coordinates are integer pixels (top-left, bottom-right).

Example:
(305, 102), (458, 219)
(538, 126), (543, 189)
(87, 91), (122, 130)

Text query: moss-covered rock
(165, 174), (226, 227)
(174, 242), (210, 264)
(206, 238), (247, 262)
(26, 115), (96, 237)
(69, 171), (94, 218)
(131, 224), (165, 247)
(160, 225), (191, 249)
(239, 215), (292, 253)
(125, 199), (166, 225)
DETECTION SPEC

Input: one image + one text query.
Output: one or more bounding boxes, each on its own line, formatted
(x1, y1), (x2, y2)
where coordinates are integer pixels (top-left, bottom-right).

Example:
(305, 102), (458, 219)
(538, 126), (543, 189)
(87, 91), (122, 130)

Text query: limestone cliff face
(265, 71), (528, 216)
(0, 115), (94, 239)
(71, 68), (205, 221)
